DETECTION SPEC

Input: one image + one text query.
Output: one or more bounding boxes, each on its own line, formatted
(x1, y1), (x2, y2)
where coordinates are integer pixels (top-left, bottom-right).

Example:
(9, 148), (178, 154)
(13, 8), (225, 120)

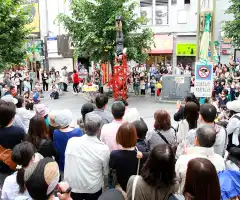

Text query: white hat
(1, 95), (18, 104)
(227, 100), (240, 113)
(54, 109), (72, 128)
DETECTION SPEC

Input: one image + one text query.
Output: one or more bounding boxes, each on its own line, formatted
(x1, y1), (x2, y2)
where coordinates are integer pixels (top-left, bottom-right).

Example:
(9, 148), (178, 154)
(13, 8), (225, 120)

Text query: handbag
(0, 145), (16, 170)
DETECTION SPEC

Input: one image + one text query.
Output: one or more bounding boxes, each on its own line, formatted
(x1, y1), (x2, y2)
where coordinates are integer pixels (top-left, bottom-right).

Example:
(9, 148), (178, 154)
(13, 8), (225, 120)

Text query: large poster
(24, 0), (40, 35)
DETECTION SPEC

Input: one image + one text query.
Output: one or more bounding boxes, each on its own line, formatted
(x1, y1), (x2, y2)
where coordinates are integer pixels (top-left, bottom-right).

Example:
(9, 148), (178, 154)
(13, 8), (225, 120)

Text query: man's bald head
(196, 125), (216, 148)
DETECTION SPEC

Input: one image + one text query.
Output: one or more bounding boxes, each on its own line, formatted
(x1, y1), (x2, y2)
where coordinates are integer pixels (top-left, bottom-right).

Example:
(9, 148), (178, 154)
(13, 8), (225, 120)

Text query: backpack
(0, 145), (16, 170)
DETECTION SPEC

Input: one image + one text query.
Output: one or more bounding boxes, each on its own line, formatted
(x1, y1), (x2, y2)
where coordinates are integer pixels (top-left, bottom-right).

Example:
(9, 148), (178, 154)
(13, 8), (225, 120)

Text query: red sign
(222, 50), (227, 55)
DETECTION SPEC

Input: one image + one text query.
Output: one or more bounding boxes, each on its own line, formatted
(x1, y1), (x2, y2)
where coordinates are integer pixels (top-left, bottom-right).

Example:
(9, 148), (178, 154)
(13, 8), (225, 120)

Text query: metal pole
(196, 0), (201, 62)
(210, 0), (216, 62)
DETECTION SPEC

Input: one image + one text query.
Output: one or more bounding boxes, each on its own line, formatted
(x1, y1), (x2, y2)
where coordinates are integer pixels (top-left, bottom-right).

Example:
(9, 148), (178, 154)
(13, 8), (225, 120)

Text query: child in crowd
(156, 80), (162, 96)
(24, 78), (31, 94)
(150, 76), (156, 96)
(32, 87), (40, 104)
(140, 78), (146, 96)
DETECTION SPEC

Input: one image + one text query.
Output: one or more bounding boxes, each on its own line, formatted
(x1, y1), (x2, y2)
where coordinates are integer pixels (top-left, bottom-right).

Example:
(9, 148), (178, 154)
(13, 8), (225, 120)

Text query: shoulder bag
(0, 145), (16, 170)
(156, 130), (177, 153)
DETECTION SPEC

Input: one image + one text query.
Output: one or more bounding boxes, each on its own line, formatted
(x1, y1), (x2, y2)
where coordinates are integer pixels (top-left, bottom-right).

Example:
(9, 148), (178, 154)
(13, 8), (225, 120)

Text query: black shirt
(0, 126), (25, 149)
(109, 150), (142, 191)
(173, 106), (185, 122)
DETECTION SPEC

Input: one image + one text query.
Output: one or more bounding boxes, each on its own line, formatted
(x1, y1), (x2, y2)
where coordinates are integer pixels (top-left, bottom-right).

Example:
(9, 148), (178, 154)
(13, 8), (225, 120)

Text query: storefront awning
(148, 34), (173, 54)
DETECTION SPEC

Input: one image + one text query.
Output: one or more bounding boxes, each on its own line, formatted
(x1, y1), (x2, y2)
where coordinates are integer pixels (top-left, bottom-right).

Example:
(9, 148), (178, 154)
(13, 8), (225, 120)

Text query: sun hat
(34, 104), (49, 117)
(1, 95), (18, 104)
(54, 109), (72, 128)
(24, 158), (59, 199)
(226, 100), (240, 113)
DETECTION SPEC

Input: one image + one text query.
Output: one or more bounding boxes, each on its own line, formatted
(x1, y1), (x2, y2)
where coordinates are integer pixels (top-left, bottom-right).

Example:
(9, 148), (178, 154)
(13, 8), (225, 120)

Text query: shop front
(147, 34), (173, 67)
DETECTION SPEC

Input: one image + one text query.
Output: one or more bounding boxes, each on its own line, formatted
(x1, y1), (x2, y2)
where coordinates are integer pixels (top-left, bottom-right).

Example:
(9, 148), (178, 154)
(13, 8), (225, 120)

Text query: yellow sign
(24, 1), (40, 33)
(176, 43), (196, 56)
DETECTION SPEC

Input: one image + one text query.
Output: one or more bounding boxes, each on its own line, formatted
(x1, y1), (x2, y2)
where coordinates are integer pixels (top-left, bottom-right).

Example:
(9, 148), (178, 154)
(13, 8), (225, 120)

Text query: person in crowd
(1, 142), (42, 200)
(133, 73), (140, 96)
(176, 102), (199, 150)
(146, 110), (176, 151)
(2, 85), (11, 96)
(218, 89), (229, 107)
(133, 120), (149, 153)
(178, 158), (221, 200)
(32, 87), (40, 104)
(0, 96), (26, 132)
(65, 113), (110, 200)
(50, 83), (59, 100)
(0, 101), (25, 186)
(60, 66), (69, 92)
(91, 94), (113, 124)
(150, 76), (156, 96)
(176, 125), (225, 192)
(98, 189), (124, 200)
(15, 96), (34, 133)
(24, 158), (72, 200)
(26, 115), (58, 159)
(118, 98), (140, 123)
(42, 70), (49, 92)
(174, 93), (199, 121)
(72, 70), (80, 94)
(77, 103), (95, 134)
(127, 144), (177, 200)
(23, 77), (31, 94)
(109, 122), (142, 192)
(29, 70), (36, 91)
(101, 101), (125, 151)
(53, 109), (83, 173)
(226, 100), (240, 151)
(3, 73), (11, 88)
(14, 73), (21, 95)
(184, 104), (227, 157)
(34, 103), (50, 127)
(140, 78), (145, 97)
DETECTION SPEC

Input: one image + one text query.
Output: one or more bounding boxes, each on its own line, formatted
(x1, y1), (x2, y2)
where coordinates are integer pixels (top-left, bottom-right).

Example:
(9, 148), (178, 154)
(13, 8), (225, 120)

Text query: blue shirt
(53, 128), (83, 171)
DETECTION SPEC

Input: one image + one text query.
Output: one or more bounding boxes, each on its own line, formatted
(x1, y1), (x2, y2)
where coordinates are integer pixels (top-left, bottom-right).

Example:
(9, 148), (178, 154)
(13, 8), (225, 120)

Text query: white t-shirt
(1, 172), (31, 200)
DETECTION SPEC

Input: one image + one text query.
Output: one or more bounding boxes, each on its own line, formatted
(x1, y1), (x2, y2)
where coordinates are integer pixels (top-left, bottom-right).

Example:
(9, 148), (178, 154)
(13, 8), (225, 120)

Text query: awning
(149, 34), (173, 54)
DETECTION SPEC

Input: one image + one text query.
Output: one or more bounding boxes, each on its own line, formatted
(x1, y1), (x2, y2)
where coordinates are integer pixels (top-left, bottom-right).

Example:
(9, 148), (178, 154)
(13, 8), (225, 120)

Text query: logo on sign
(198, 66), (210, 79)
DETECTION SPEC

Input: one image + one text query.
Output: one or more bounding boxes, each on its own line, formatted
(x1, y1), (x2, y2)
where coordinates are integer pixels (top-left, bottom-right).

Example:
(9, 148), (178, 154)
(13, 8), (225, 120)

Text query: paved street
(41, 87), (178, 130)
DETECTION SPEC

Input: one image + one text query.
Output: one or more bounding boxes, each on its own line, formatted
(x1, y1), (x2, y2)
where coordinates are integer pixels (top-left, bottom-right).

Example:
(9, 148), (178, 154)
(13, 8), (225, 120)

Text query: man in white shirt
(64, 113), (110, 199)
(100, 101), (125, 152)
(176, 125), (225, 192)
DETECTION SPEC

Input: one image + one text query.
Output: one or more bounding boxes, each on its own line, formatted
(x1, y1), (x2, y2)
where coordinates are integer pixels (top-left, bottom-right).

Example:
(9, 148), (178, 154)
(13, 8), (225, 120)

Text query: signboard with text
(176, 43), (196, 56)
(194, 63), (213, 97)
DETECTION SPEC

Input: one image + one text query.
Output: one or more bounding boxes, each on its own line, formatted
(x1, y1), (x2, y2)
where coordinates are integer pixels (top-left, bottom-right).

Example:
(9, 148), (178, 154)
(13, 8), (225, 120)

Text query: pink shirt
(100, 120), (123, 152)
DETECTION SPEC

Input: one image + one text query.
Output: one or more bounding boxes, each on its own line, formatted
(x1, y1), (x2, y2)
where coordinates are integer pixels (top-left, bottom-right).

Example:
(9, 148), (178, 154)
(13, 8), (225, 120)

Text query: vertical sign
(194, 62), (213, 97)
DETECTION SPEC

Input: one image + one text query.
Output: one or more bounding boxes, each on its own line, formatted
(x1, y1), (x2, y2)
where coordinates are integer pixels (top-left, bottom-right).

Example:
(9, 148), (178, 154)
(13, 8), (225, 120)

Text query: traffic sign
(194, 63), (213, 97)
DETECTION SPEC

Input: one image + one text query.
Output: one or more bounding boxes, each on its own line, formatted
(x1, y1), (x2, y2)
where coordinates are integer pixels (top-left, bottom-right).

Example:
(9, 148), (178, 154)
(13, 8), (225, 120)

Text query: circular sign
(198, 66), (210, 78)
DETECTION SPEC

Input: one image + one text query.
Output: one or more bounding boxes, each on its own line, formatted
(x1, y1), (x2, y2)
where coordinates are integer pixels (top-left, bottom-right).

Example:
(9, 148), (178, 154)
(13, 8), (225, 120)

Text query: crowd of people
(0, 84), (240, 200)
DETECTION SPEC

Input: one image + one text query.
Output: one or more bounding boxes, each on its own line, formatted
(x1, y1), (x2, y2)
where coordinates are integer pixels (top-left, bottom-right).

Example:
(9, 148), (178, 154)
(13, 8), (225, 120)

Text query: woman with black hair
(127, 144), (177, 200)
(26, 115), (58, 159)
(174, 93), (199, 122)
(1, 142), (41, 200)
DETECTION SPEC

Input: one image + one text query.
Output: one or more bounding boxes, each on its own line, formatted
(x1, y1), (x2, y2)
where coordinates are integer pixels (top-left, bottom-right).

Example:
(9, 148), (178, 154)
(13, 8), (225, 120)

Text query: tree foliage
(223, 0), (240, 48)
(0, 0), (31, 69)
(57, 0), (154, 63)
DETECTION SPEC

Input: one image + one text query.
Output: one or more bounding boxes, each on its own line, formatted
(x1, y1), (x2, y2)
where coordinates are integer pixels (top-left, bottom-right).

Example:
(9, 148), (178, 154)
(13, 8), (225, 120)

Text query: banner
(24, 0), (40, 34)
(176, 44), (196, 56)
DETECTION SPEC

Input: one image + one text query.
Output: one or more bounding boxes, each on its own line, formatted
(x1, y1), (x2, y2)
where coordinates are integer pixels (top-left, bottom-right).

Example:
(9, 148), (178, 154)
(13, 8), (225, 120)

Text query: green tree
(0, 0), (31, 69)
(223, 0), (240, 48)
(57, 0), (154, 63)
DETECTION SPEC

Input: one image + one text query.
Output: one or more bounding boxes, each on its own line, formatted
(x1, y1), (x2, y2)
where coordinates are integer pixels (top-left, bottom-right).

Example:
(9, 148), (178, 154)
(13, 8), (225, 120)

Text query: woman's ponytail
(16, 168), (26, 193)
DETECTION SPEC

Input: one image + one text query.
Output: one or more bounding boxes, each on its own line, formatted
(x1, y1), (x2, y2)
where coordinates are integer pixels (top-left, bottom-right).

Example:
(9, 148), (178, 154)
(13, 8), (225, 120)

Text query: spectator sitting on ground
(1, 96), (26, 132)
(91, 94), (113, 124)
(184, 104), (227, 157)
(0, 101), (25, 183)
(127, 144), (177, 200)
(146, 110), (176, 151)
(175, 125), (225, 193)
(53, 109), (83, 174)
(77, 102), (95, 134)
(65, 113), (109, 200)
(24, 158), (72, 200)
(1, 142), (42, 200)
(15, 96), (34, 133)
(100, 101), (125, 151)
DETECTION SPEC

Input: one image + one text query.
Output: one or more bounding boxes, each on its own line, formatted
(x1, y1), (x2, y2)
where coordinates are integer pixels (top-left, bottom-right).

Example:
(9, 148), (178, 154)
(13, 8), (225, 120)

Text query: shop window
(155, 0), (169, 25)
(140, 0), (153, 25)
